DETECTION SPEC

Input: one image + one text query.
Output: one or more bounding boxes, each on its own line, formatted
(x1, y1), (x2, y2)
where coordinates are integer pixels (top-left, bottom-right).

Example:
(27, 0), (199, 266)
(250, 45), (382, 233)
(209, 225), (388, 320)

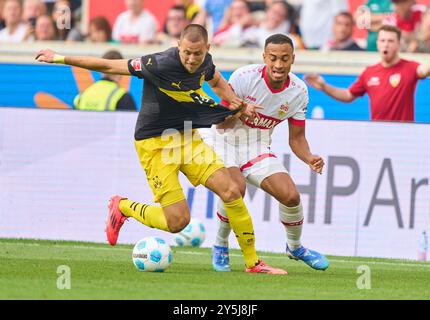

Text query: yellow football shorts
(135, 129), (224, 207)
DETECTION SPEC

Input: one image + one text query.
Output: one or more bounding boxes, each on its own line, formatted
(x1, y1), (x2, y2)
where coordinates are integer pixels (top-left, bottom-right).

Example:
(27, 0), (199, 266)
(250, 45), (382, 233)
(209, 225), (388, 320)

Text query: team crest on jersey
(278, 103), (289, 117)
(389, 73), (401, 87)
(131, 58), (142, 72)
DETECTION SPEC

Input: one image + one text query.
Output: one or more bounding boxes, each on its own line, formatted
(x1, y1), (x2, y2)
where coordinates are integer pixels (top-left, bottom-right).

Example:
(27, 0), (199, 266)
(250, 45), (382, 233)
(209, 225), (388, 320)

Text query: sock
(224, 198), (259, 268)
(279, 201), (304, 251)
(214, 200), (232, 247)
(119, 199), (170, 232)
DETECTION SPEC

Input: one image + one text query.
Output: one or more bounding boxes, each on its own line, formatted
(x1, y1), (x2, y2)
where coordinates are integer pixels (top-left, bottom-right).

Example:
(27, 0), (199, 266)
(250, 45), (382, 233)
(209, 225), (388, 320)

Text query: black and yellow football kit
(120, 48), (259, 268)
(127, 47), (236, 206)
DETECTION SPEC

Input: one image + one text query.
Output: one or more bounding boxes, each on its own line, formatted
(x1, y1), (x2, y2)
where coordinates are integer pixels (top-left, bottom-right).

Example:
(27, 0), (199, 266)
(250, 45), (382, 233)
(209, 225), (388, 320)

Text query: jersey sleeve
(289, 87), (308, 127)
(128, 57), (145, 78)
(409, 60), (421, 81)
(348, 71), (367, 97)
(204, 54), (216, 82)
(128, 55), (160, 86)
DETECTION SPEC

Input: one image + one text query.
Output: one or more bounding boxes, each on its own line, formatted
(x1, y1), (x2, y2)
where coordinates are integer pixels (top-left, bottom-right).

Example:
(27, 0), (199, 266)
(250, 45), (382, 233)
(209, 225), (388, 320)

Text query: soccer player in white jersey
(207, 34), (329, 272)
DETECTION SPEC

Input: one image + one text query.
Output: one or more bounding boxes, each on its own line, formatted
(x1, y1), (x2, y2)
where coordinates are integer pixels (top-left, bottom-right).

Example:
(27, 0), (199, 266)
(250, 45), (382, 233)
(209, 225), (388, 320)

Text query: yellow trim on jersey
(158, 87), (217, 107)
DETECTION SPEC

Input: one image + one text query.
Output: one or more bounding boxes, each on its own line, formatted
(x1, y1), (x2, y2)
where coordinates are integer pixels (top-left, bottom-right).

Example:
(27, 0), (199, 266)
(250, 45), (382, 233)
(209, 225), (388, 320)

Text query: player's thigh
(180, 130), (225, 187)
(135, 138), (186, 207)
(260, 172), (300, 207)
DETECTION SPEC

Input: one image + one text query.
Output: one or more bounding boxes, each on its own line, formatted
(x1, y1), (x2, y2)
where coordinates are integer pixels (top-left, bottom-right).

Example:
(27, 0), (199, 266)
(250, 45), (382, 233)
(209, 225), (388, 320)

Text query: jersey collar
(261, 66), (290, 93)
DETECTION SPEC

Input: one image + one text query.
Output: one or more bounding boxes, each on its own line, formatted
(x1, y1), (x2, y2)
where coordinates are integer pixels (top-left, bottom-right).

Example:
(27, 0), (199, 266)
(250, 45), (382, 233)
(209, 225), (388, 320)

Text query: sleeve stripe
(288, 118), (306, 127)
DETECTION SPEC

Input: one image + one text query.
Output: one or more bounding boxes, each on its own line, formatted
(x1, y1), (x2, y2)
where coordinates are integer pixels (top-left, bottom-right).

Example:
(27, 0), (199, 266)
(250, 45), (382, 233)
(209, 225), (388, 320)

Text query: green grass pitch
(1, 238), (429, 300)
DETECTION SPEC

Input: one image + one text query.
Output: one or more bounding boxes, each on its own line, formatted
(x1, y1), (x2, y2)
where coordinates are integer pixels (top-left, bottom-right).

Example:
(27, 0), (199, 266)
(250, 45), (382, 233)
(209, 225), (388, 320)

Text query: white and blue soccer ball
(132, 236), (173, 272)
(174, 218), (206, 247)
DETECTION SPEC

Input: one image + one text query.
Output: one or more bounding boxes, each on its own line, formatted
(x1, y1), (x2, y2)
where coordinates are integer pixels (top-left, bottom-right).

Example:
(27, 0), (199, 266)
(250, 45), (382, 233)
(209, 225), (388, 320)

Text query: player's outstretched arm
(35, 49), (131, 75)
(288, 123), (324, 174)
(208, 70), (262, 120)
(417, 64), (430, 79)
(304, 73), (356, 103)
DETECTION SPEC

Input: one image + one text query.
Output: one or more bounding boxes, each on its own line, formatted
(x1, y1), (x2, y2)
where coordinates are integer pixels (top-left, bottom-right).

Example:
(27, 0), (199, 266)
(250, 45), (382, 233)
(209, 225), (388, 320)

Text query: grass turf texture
(1, 238), (429, 300)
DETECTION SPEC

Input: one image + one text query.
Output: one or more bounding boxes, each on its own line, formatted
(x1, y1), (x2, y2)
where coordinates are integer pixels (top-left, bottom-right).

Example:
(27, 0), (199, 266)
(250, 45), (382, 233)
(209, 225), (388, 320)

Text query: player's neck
(381, 55), (401, 68)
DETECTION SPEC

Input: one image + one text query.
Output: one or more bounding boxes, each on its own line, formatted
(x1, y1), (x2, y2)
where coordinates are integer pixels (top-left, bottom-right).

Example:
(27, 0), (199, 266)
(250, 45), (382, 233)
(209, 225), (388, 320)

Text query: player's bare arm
(35, 49), (131, 75)
(288, 123), (324, 174)
(304, 73), (356, 103)
(417, 64), (430, 79)
(208, 70), (262, 120)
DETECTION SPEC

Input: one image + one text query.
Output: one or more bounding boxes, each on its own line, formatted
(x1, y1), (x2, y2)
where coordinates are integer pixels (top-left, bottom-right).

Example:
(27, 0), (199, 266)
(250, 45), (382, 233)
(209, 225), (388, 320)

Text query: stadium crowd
(0, 0), (429, 53)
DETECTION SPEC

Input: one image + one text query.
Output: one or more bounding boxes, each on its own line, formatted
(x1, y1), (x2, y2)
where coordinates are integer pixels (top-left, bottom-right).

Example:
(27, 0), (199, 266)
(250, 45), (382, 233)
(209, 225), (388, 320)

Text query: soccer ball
(132, 236), (173, 272)
(174, 218), (206, 247)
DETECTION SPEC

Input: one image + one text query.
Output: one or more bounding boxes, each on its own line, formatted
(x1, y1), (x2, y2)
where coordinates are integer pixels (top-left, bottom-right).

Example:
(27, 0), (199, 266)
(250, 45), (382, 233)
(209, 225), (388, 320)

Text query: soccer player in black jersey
(36, 24), (288, 274)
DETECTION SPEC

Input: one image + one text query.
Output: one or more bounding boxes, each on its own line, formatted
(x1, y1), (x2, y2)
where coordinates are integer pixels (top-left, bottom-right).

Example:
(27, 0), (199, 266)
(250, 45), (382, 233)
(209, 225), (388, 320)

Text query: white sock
(214, 200), (231, 247)
(279, 201), (304, 251)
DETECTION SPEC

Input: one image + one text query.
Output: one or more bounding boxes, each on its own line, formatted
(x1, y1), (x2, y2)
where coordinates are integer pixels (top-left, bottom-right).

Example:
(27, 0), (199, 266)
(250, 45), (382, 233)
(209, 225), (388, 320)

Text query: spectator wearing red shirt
(304, 25), (430, 122)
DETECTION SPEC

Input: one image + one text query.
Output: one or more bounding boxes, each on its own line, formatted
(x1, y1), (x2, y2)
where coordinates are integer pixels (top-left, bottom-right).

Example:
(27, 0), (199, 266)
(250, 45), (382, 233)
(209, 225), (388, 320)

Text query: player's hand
(303, 74), (325, 90)
(35, 49), (56, 63)
(216, 115), (239, 130)
(240, 102), (263, 122)
(308, 155), (324, 174)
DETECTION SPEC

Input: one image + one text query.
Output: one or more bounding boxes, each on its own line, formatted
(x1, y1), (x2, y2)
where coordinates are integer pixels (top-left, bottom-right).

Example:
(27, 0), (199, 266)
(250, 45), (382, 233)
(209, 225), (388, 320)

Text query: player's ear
(177, 39), (181, 48)
(292, 53), (295, 65)
(206, 43), (211, 51)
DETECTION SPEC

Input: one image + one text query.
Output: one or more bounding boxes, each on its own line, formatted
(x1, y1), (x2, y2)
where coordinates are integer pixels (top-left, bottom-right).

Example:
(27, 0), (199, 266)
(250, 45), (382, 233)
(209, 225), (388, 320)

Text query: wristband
(53, 54), (65, 64)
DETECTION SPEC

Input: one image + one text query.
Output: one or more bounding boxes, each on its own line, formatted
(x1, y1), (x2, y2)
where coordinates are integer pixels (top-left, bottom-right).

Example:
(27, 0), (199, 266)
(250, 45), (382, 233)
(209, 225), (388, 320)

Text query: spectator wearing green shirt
(365, 0), (393, 51)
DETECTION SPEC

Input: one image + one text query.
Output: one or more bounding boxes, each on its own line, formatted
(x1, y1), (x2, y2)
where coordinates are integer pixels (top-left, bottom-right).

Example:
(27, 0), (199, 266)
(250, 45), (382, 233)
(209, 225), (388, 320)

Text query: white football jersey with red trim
(219, 64), (308, 145)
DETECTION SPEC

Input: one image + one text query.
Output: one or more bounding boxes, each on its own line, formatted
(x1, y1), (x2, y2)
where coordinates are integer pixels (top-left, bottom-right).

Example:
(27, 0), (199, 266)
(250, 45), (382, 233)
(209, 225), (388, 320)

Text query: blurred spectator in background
(175, 0), (199, 21)
(407, 8), (430, 53)
(52, 0), (83, 41)
(212, 0), (257, 47)
(363, 0), (393, 51)
(74, 50), (136, 112)
(0, 0), (6, 30)
(23, 0), (46, 23)
(33, 14), (57, 40)
(193, 0), (232, 36)
(157, 5), (189, 47)
(304, 25), (430, 122)
(322, 11), (363, 51)
(246, 0), (273, 12)
(0, 0), (27, 42)
(299, 0), (348, 49)
(87, 16), (113, 43)
(384, 0), (424, 51)
(252, 0), (304, 49)
(112, 0), (159, 44)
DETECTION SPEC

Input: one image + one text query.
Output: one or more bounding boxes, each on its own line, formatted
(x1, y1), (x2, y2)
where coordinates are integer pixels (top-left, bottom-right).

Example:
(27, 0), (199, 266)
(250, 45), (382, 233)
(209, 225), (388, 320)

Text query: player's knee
(220, 182), (242, 203)
(282, 191), (301, 207)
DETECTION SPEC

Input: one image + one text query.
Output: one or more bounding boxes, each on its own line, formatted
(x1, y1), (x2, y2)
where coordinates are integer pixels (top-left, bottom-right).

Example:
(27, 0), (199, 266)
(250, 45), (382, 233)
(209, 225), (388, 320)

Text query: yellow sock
(119, 199), (170, 232)
(224, 198), (259, 268)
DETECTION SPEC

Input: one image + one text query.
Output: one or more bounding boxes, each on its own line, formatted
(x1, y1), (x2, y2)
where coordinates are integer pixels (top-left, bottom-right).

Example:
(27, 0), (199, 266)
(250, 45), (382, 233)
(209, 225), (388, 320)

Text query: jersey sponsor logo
(171, 81), (182, 89)
(245, 95), (257, 103)
(131, 58), (142, 72)
(389, 73), (401, 88)
(146, 57), (153, 66)
(244, 113), (282, 129)
(367, 76), (380, 86)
